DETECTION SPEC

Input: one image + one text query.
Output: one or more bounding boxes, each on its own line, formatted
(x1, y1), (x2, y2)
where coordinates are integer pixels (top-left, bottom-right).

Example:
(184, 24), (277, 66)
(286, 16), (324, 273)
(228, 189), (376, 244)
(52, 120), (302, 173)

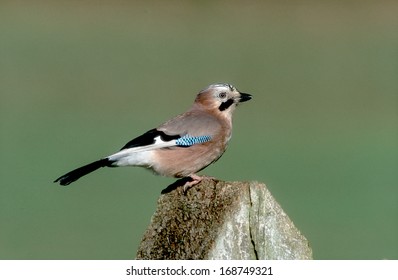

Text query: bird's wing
(119, 124), (215, 153)
(107, 115), (218, 167)
(108, 112), (220, 162)
(158, 111), (222, 139)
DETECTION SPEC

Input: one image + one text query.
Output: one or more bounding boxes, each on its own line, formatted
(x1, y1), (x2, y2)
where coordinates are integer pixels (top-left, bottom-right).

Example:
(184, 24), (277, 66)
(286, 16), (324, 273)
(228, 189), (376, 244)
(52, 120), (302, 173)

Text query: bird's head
(194, 83), (252, 116)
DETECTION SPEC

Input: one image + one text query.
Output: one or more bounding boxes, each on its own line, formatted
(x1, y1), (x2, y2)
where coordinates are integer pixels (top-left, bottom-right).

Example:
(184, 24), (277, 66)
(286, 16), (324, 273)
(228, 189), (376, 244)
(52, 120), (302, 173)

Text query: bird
(54, 83), (252, 187)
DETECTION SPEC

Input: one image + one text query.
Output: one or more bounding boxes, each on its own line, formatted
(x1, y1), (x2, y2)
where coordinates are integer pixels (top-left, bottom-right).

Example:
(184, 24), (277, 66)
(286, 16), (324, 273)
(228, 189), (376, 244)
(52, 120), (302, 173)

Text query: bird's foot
(183, 174), (202, 192)
(161, 175), (218, 195)
(183, 174), (217, 193)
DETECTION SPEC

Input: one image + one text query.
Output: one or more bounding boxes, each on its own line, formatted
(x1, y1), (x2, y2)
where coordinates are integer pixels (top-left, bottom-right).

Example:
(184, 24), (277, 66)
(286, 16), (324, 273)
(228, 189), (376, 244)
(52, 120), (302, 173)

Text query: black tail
(54, 158), (112, 186)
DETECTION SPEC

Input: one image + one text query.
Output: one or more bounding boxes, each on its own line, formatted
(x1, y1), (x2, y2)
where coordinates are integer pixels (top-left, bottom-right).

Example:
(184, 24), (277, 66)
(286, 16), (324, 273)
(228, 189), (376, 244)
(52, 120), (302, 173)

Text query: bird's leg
(182, 174), (203, 192)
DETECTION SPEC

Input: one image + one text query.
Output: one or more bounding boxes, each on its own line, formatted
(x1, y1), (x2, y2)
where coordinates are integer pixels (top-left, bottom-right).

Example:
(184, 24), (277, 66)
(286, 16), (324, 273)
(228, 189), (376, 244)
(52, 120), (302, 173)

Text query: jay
(54, 83), (252, 186)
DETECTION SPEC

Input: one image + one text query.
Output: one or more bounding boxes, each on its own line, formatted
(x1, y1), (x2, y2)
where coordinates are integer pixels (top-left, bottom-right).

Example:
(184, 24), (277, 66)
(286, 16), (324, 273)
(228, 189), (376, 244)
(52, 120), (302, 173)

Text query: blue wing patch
(176, 135), (212, 146)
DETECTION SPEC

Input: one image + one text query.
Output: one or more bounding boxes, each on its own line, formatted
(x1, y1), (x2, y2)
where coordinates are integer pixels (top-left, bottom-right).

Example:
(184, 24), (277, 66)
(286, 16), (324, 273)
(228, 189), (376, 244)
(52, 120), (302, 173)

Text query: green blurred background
(0, 0), (397, 260)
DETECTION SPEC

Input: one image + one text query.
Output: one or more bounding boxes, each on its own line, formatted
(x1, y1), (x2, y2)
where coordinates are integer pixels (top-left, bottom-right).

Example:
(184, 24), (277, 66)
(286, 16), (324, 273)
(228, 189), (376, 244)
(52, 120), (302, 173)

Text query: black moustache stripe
(219, 99), (234, 111)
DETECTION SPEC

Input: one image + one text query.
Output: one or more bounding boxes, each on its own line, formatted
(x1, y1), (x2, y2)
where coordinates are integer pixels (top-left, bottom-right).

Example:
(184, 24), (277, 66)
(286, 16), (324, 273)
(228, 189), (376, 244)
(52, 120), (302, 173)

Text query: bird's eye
(219, 92), (227, 99)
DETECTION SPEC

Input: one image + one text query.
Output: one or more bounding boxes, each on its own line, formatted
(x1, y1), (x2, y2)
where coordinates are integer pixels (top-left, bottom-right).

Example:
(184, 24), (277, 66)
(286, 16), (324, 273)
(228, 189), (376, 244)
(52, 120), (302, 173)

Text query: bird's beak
(239, 93), (252, 103)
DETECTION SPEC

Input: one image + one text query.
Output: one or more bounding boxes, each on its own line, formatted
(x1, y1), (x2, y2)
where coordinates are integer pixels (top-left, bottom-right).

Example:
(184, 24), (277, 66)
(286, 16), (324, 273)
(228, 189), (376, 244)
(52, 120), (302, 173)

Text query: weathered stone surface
(136, 179), (312, 260)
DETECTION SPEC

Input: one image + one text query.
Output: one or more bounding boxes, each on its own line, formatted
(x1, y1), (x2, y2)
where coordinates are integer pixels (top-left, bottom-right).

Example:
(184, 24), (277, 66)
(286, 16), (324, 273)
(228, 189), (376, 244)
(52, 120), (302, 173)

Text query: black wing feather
(120, 128), (180, 150)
